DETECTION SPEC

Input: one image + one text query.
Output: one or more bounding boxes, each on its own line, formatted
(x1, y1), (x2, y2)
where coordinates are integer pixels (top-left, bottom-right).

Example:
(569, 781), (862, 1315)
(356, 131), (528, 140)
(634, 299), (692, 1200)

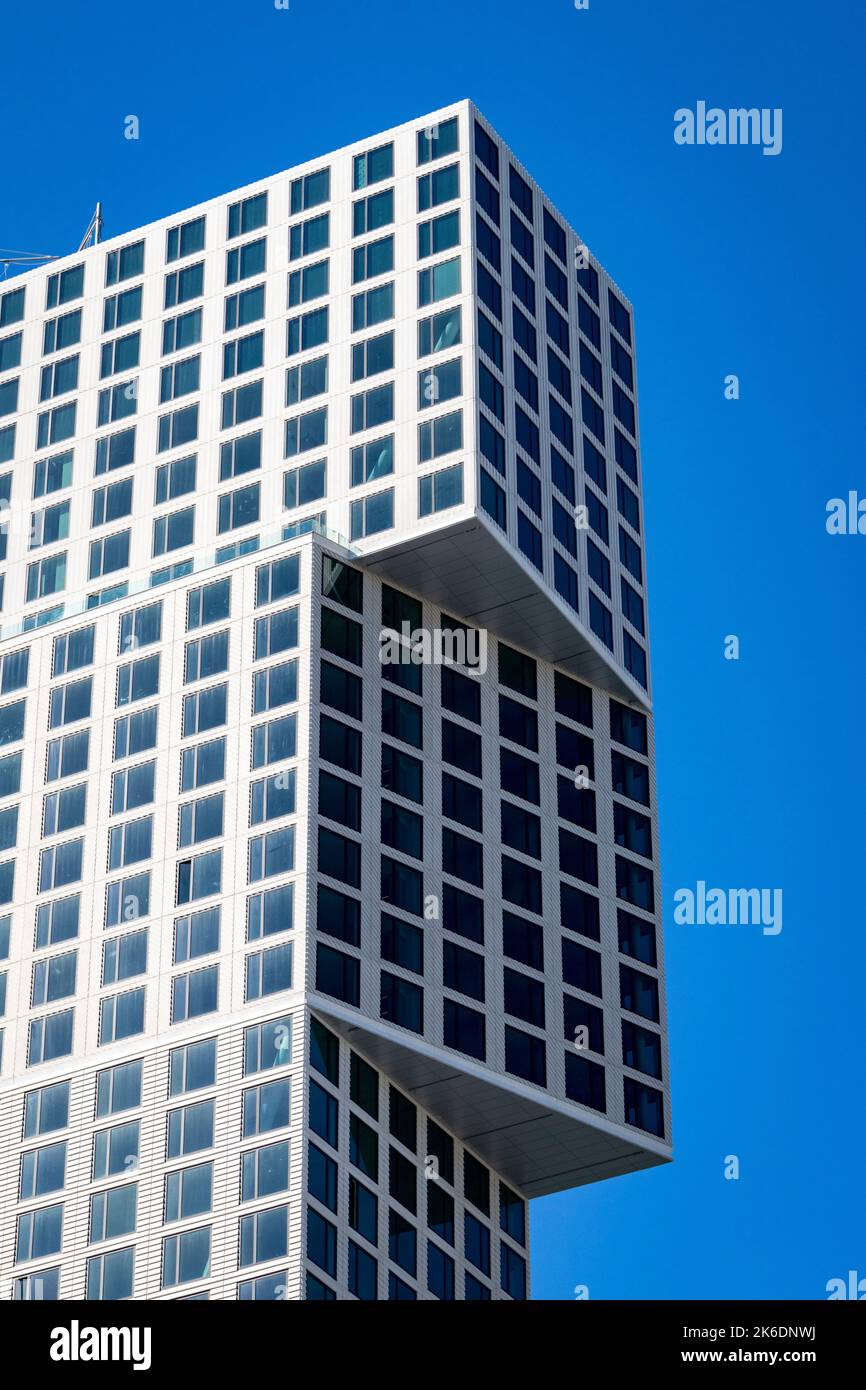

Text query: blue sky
(3, 0), (863, 1299)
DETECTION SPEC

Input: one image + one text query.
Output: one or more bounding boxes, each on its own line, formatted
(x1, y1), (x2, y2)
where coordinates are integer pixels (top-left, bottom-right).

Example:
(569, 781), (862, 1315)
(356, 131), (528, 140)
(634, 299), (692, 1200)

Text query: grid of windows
(0, 104), (664, 1302)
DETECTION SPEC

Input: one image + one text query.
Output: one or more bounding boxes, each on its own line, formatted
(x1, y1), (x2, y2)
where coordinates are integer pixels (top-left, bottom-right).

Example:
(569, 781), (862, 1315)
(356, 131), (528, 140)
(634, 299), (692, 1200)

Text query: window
(380, 971), (423, 1033)
(155, 455), (196, 506)
(224, 283), (264, 336)
(102, 929), (147, 987)
(160, 354), (200, 403)
(94, 426), (135, 477)
(239, 1203), (289, 1270)
(478, 214), (502, 275)
(246, 941), (292, 1001)
(352, 234), (394, 284)
(418, 209), (460, 259)
(417, 115), (459, 164)
(238, 1017), (292, 1078)
(157, 403), (198, 453)
(96, 1058), (143, 1117)
(228, 191), (267, 239)
(290, 167), (330, 213)
(18, 1141), (66, 1200)
(88, 528), (129, 580)
(351, 331), (393, 382)
(505, 164), (533, 228)
(252, 658), (298, 716)
(241, 1074), (291, 1140)
(218, 481), (259, 533)
(624, 1077), (664, 1137)
(418, 163), (460, 220)
(162, 306), (202, 355)
(418, 257), (461, 307)
(166, 215), (205, 261)
(167, 1097), (215, 1156)
(0, 378), (19, 420)
(418, 359), (461, 411)
(38, 837), (83, 891)
(91, 478), (133, 528)
(178, 791), (224, 847)
(353, 142), (393, 190)
(164, 1162), (212, 1223)
(351, 281), (393, 331)
(39, 354), (79, 401)
(169, 1039), (217, 1097)
(175, 849), (223, 905)
(284, 406), (327, 458)
(221, 379), (262, 428)
(174, 905), (220, 963)
(252, 712), (297, 769)
(32, 449), (71, 500)
(248, 823), (295, 883)
(286, 354), (328, 402)
(419, 464), (463, 517)
(161, 1227), (211, 1289)
(104, 869), (150, 929)
(42, 783), (86, 835)
(1, 284), (25, 326)
(171, 964), (219, 1023)
(34, 893), (79, 950)
(36, 403), (75, 449)
(99, 987), (145, 1044)
(350, 488), (393, 540)
(220, 432), (260, 481)
(286, 303), (328, 354)
(47, 264), (84, 309)
(353, 187), (393, 239)
(16, 1204), (63, 1263)
(163, 263), (204, 313)
(288, 208), (329, 263)
(180, 737), (225, 792)
(287, 259), (328, 305)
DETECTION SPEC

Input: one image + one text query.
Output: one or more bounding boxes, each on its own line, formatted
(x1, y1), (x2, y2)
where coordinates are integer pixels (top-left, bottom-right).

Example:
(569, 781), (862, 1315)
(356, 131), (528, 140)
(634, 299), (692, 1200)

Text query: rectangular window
(226, 237), (266, 285)
(419, 464), (463, 517)
(290, 166), (330, 213)
(228, 191), (267, 239)
(166, 215), (205, 262)
(352, 234), (394, 284)
(286, 303), (328, 354)
(287, 259), (328, 306)
(289, 212), (329, 260)
(162, 307), (202, 356)
(418, 257), (460, 307)
(351, 282), (393, 331)
(225, 283), (264, 334)
(350, 488), (393, 540)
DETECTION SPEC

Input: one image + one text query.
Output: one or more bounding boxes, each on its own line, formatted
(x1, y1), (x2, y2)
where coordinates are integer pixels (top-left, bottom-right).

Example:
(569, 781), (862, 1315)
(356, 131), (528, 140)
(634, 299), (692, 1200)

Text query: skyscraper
(0, 99), (670, 1302)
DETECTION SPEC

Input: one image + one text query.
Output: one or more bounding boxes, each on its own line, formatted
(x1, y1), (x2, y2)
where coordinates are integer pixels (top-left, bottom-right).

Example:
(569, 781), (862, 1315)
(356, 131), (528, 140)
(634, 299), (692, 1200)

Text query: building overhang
(355, 515), (652, 711)
(310, 996), (671, 1198)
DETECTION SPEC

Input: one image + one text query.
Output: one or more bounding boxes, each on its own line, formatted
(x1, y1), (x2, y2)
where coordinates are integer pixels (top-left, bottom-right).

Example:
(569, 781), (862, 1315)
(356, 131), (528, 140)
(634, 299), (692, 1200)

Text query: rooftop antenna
(1, 202), (103, 278)
(78, 202), (103, 251)
(0, 247), (59, 277)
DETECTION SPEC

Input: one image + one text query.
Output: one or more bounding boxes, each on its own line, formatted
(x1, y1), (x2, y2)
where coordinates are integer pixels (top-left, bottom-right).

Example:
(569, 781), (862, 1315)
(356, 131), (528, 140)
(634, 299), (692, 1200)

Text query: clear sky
(3, 0), (863, 1300)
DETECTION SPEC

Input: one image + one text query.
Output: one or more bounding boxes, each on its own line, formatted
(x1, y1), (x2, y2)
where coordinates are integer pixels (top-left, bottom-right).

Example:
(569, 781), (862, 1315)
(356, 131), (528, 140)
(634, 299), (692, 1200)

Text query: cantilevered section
(312, 1000), (670, 1199)
(358, 516), (652, 710)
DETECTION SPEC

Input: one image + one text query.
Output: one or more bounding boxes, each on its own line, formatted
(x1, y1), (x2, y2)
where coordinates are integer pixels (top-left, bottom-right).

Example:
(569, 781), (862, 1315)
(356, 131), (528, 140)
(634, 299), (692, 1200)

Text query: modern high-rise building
(0, 99), (670, 1302)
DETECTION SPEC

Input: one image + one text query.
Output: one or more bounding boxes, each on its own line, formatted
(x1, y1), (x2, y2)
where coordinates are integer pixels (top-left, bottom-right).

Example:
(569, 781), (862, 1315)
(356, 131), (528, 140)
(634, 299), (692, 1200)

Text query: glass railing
(3, 514), (353, 644)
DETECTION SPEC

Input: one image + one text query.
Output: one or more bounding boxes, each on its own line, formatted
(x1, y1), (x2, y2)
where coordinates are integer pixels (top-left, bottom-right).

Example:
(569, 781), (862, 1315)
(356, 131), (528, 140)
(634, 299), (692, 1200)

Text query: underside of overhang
(355, 515), (652, 711)
(309, 997), (670, 1199)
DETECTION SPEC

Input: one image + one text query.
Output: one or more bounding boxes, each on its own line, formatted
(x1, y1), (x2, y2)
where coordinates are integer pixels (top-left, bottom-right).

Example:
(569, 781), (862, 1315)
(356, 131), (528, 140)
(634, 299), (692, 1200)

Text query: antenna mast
(1, 203), (103, 278)
(78, 202), (103, 250)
